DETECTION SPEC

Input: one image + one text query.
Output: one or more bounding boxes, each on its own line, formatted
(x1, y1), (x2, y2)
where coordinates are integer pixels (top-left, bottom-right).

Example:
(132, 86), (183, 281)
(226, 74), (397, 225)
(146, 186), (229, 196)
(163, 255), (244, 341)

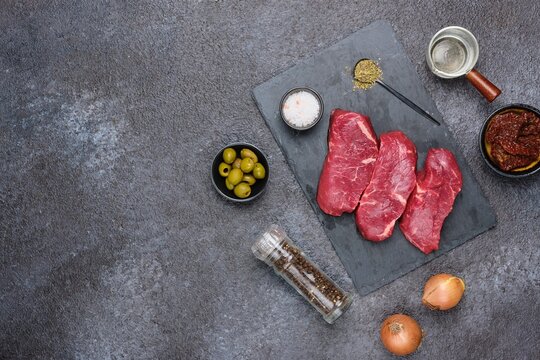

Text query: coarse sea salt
(282, 90), (321, 128)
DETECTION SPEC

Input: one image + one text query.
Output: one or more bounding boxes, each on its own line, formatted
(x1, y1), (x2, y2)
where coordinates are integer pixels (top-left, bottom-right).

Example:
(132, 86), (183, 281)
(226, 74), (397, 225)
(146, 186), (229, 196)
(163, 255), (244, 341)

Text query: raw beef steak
(399, 148), (462, 254)
(355, 131), (417, 241)
(316, 109), (378, 216)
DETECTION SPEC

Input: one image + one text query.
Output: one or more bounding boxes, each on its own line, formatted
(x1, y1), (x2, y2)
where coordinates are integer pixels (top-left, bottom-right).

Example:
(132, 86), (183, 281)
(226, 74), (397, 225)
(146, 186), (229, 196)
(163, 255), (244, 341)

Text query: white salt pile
(282, 90), (321, 128)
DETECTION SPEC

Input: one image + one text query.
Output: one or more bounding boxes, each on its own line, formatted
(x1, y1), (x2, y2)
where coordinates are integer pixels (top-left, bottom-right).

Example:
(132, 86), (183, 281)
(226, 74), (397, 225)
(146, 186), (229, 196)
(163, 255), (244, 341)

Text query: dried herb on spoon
(353, 59), (382, 89)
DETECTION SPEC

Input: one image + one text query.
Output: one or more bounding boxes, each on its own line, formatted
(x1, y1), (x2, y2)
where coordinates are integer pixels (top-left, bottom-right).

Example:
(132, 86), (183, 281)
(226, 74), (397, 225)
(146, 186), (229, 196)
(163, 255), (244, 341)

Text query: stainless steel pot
(426, 26), (501, 102)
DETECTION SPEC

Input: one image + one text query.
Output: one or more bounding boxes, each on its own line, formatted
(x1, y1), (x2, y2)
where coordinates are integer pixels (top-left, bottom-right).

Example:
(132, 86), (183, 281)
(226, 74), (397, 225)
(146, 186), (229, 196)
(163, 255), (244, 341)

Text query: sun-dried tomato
(485, 110), (540, 171)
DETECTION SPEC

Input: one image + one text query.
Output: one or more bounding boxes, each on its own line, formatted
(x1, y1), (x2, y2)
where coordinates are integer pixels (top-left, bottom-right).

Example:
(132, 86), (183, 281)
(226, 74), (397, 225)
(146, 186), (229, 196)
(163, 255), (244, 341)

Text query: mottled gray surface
(1, 1), (539, 359)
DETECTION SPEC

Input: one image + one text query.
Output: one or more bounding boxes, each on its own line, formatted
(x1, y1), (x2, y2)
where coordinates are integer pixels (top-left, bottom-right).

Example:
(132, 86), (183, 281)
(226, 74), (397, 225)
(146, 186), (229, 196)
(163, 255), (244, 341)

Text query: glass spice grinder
(252, 224), (353, 324)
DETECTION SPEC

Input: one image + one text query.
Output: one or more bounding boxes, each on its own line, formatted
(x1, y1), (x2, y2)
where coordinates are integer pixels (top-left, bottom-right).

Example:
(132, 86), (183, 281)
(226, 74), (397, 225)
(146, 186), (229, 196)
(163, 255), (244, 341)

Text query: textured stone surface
(1, 1), (539, 359)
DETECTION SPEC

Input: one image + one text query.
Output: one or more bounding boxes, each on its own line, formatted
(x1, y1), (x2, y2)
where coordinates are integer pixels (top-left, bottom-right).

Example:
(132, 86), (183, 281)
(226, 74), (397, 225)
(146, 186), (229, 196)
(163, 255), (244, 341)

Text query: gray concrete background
(1, 1), (539, 359)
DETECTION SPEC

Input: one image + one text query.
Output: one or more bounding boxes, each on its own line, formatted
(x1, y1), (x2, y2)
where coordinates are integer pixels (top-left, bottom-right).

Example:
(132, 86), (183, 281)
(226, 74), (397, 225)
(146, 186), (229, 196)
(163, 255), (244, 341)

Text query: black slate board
(252, 21), (496, 295)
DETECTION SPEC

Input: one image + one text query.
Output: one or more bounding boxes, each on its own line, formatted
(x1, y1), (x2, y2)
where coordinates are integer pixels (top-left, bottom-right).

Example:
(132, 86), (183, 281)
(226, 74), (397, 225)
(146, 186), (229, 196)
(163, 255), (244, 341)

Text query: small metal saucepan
(426, 26), (501, 102)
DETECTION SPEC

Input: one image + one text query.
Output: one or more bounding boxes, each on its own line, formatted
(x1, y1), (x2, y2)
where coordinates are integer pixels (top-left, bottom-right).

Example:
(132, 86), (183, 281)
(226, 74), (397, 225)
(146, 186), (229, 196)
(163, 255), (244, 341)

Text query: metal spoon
(354, 59), (441, 126)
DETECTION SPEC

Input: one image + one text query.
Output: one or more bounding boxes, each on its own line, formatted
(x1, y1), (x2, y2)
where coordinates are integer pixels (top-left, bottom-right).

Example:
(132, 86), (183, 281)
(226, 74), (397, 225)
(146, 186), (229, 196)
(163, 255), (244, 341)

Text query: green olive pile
(219, 147), (266, 199)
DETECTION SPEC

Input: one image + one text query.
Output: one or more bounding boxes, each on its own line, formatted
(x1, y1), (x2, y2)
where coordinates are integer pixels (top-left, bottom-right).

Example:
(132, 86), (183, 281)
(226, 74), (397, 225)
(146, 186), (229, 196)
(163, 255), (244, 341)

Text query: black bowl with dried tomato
(480, 104), (540, 178)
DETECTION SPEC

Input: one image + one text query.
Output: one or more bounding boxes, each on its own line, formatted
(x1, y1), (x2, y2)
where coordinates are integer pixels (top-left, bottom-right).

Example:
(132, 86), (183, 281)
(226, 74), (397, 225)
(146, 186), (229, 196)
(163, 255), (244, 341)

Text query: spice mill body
(252, 224), (353, 324)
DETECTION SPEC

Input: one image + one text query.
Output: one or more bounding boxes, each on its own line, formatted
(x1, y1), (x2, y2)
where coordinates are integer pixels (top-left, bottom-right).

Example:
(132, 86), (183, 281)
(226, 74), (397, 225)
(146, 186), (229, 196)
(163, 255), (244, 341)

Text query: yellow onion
(422, 273), (465, 310)
(380, 314), (423, 356)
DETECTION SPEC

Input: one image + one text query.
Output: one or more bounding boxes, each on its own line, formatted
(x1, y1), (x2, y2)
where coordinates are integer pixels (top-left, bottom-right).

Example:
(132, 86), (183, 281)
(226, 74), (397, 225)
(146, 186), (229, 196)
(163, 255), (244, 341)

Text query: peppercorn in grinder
(252, 225), (353, 324)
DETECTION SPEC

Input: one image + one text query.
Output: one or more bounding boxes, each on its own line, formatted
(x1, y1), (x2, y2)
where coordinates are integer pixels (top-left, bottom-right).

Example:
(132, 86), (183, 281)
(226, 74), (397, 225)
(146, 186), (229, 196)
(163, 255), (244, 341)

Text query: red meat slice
(355, 131), (417, 241)
(316, 109), (378, 216)
(399, 149), (462, 254)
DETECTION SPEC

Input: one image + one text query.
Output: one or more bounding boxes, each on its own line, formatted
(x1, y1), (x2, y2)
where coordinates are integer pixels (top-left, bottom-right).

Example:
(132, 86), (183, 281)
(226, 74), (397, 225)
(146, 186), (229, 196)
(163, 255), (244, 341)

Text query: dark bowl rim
(279, 87), (324, 131)
(479, 103), (540, 178)
(211, 142), (269, 203)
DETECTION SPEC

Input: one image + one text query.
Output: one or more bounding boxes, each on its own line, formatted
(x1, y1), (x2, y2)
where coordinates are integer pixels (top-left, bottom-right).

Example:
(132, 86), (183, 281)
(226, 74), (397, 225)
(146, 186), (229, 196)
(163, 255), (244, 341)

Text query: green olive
(253, 163), (266, 179)
(222, 148), (237, 164)
(232, 158), (242, 169)
(234, 182), (251, 198)
(240, 158), (255, 173)
(242, 174), (256, 186)
(225, 178), (234, 190)
(240, 148), (258, 163)
(227, 168), (244, 186)
(218, 162), (231, 177)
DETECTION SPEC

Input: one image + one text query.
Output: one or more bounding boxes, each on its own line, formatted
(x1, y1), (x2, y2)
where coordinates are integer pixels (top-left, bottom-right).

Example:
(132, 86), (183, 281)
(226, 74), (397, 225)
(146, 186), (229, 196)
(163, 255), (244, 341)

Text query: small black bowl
(211, 143), (269, 203)
(479, 103), (540, 178)
(279, 87), (324, 130)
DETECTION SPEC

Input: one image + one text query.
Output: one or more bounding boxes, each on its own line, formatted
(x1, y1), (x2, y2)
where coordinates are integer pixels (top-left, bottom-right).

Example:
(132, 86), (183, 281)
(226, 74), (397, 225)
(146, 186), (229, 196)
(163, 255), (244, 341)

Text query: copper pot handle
(466, 69), (501, 102)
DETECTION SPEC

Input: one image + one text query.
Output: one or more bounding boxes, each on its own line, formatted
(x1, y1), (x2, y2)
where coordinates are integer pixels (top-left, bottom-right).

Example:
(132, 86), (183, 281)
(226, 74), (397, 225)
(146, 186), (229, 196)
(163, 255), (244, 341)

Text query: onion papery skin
(380, 314), (423, 356)
(422, 273), (465, 311)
